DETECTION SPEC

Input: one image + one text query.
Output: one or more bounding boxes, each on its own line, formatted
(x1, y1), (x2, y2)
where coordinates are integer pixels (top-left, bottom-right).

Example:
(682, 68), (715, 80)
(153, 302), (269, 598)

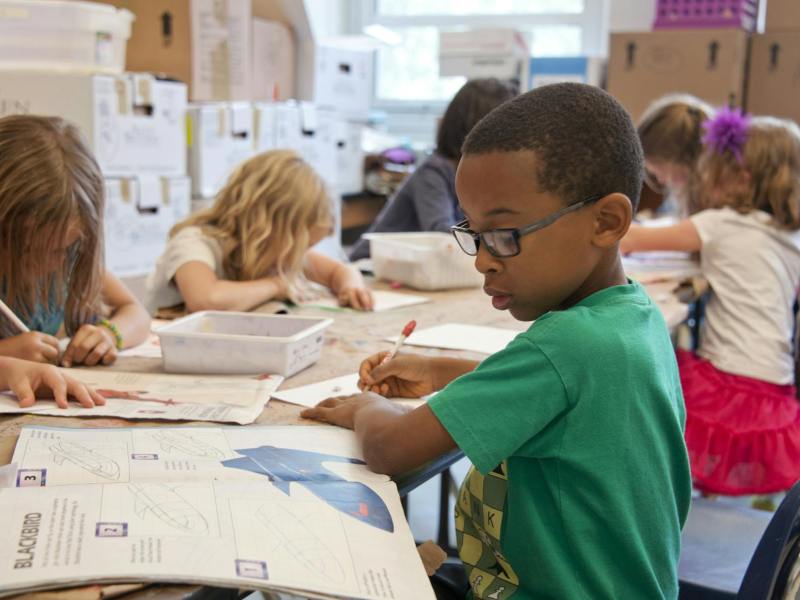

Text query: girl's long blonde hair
(0, 115), (104, 337)
(172, 150), (332, 297)
(696, 116), (800, 230)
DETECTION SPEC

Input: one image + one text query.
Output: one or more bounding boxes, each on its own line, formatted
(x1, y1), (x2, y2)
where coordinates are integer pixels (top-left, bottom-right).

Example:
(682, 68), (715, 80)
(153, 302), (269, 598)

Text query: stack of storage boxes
(0, 1), (190, 278)
(607, 0), (757, 121)
(747, 0), (800, 125)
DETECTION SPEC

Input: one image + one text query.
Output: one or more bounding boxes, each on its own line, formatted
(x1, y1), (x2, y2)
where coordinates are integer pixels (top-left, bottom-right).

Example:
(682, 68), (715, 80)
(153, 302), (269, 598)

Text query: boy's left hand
(301, 392), (383, 429)
(337, 287), (374, 311)
(62, 324), (118, 368)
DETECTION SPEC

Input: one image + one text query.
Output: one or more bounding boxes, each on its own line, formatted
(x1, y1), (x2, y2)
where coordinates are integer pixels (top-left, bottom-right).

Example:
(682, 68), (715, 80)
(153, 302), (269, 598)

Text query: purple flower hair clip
(702, 106), (751, 165)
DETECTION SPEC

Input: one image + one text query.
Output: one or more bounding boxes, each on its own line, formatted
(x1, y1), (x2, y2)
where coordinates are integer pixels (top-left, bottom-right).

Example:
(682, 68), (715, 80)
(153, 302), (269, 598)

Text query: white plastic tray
(365, 232), (483, 291)
(156, 311), (333, 376)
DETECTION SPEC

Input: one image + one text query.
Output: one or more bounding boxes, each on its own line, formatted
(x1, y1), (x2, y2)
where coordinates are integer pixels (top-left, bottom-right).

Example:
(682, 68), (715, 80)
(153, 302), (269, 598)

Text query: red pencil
(380, 320), (417, 366)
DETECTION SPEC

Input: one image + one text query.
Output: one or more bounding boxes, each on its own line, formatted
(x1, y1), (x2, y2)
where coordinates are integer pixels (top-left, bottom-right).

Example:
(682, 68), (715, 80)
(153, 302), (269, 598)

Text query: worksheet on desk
(300, 289), (431, 312)
(387, 323), (521, 354)
(0, 425), (435, 600)
(271, 373), (429, 409)
(0, 369), (283, 425)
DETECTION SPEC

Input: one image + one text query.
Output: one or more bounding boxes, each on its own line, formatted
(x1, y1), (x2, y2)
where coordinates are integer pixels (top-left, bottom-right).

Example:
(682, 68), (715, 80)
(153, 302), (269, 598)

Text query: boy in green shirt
(302, 83), (691, 599)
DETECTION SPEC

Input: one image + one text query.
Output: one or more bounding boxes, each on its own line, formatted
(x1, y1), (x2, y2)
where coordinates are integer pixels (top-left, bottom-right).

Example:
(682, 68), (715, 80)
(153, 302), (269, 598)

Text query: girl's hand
(0, 331), (60, 364)
(358, 352), (436, 398)
(337, 286), (374, 311)
(0, 357), (106, 408)
(62, 324), (118, 368)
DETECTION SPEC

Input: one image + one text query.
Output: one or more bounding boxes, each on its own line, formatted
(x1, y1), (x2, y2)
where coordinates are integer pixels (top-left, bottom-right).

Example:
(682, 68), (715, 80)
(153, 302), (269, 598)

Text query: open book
(0, 425), (434, 599)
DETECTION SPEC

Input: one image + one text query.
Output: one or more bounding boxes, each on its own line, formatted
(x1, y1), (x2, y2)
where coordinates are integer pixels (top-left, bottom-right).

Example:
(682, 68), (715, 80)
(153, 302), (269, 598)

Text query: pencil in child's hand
(0, 298), (29, 334)
(380, 320), (417, 366)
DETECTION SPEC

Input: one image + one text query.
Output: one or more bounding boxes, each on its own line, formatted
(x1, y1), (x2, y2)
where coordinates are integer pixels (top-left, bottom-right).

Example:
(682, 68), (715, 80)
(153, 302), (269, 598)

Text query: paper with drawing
(0, 425), (434, 599)
(271, 373), (429, 409)
(388, 323), (520, 354)
(301, 290), (430, 312)
(0, 369), (282, 425)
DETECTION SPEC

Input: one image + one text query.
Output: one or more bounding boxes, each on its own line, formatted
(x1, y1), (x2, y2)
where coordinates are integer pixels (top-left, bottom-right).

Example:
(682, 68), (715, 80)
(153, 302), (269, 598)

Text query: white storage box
(439, 28), (530, 90)
(104, 175), (191, 277)
(253, 102), (278, 152)
(188, 103), (256, 198)
(274, 101), (337, 188)
(334, 120), (364, 195)
(296, 44), (373, 120)
(0, 70), (187, 177)
(0, 0), (133, 73)
(156, 312), (333, 376)
(366, 232), (483, 291)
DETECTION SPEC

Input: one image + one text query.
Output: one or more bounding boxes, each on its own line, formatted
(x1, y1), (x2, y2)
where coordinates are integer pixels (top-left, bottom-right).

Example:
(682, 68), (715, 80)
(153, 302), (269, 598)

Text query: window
(358, 0), (607, 105)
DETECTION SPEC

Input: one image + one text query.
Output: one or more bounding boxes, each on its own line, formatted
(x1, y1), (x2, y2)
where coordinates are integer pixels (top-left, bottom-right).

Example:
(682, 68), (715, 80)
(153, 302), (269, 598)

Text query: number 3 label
(16, 469), (46, 487)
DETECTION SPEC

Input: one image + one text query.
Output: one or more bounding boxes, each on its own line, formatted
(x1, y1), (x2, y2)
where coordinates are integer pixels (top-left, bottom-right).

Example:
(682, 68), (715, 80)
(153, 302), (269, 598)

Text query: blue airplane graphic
(222, 445), (394, 533)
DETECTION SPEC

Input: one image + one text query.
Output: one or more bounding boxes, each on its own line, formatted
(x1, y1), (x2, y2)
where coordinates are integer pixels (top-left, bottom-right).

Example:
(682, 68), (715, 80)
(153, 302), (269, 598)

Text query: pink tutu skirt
(678, 349), (800, 495)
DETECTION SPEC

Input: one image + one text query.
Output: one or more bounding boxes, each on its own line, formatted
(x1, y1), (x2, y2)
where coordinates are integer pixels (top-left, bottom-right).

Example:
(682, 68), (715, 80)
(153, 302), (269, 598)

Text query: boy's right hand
(358, 352), (436, 398)
(0, 331), (60, 364)
(0, 357), (106, 408)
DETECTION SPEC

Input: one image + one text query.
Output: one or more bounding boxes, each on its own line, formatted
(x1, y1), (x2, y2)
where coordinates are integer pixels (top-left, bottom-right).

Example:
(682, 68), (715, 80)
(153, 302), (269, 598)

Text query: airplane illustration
(151, 431), (225, 458)
(129, 483), (209, 533)
(222, 446), (394, 532)
(50, 440), (120, 480)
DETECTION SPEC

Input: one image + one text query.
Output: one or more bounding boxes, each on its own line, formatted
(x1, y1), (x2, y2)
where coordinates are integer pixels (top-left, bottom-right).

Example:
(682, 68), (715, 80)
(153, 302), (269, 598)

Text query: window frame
(352, 0), (609, 110)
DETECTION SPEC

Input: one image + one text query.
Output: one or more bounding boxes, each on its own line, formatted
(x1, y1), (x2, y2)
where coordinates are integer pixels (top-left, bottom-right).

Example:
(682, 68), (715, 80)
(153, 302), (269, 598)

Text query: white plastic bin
(366, 232), (483, 290)
(0, 1), (133, 73)
(156, 312), (333, 376)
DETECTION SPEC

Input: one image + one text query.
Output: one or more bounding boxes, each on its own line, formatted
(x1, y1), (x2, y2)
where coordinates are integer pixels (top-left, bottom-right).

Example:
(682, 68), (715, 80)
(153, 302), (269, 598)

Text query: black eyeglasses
(450, 194), (603, 258)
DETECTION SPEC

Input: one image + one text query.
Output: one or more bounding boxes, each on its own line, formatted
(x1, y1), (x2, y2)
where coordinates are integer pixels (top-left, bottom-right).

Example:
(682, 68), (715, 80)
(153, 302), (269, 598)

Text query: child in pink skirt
(623, 108), (800, 495)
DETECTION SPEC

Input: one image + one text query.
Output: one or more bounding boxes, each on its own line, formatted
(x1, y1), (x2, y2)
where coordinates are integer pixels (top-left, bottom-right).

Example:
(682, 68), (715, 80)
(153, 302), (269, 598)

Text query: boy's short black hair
(462, 83), (644, 211)
(436, 78), (517, 162)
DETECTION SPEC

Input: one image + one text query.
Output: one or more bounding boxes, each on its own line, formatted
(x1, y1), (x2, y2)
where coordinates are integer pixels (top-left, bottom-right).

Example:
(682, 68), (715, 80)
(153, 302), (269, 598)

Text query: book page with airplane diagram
(1, 426), (434, 599)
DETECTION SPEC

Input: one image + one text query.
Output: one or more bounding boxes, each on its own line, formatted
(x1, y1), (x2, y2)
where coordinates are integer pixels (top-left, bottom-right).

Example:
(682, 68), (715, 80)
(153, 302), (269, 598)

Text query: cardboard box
(529, 56), (605, 89)
(253, 101), (277, 152)
(273, 101), (336, 188)
(252, 18), (295, 100)
(115, 0), (251, 102)
(607, 29), (750, 122)
(333, 120), (364, 195)
(0, 70), (187, 177)
(105, 175), (191, 277)
(765, 0), (800, 32)
(187, 103), (256, 198)
(747, 32), (800, 124)
(439, 29), (530, 90)
(294, 44), (373, 120)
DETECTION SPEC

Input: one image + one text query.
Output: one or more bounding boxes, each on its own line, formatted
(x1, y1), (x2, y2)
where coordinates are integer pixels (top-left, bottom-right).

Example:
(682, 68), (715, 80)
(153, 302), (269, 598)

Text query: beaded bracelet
(97, 319), (124, 350)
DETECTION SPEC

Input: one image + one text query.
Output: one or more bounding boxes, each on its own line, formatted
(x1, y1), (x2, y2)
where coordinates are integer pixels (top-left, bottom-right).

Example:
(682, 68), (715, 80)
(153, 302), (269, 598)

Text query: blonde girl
(0, 115), (151, 370)
(638, 94), (714, 215)
(623, 109), (800, 495)
(145, 150), (373, 314)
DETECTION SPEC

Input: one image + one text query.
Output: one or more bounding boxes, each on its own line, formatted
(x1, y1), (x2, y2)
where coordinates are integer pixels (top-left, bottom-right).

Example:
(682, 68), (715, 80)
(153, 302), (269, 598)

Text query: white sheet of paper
(272, 374), (428, 410)
(4, 425), (435, 600)
(388, 323), (520, 355)
(118, 332), (162, 358)
(302, 290), (430, 312)
(623, 252), (700, 283)
(0, 369), (283, 424)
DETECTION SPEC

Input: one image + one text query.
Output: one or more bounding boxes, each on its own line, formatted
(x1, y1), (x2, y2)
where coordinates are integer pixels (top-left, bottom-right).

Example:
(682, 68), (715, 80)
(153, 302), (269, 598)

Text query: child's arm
(62, 273), (150, 368)
(304, 250), (374, 311)
(621, 220), (703, 254)
(0, 356), (105, 408)
(173, 261), (288, 313)
(302, 395), (456, 475)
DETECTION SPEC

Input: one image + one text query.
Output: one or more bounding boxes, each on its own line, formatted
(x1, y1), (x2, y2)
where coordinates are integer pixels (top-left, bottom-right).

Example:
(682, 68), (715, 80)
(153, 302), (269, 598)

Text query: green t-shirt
(428, 282), (691, 600)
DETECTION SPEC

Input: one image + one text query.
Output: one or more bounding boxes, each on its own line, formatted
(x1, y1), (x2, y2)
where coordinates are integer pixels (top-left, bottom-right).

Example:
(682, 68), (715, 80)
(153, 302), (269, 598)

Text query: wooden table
(2, 279), (688, 599)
